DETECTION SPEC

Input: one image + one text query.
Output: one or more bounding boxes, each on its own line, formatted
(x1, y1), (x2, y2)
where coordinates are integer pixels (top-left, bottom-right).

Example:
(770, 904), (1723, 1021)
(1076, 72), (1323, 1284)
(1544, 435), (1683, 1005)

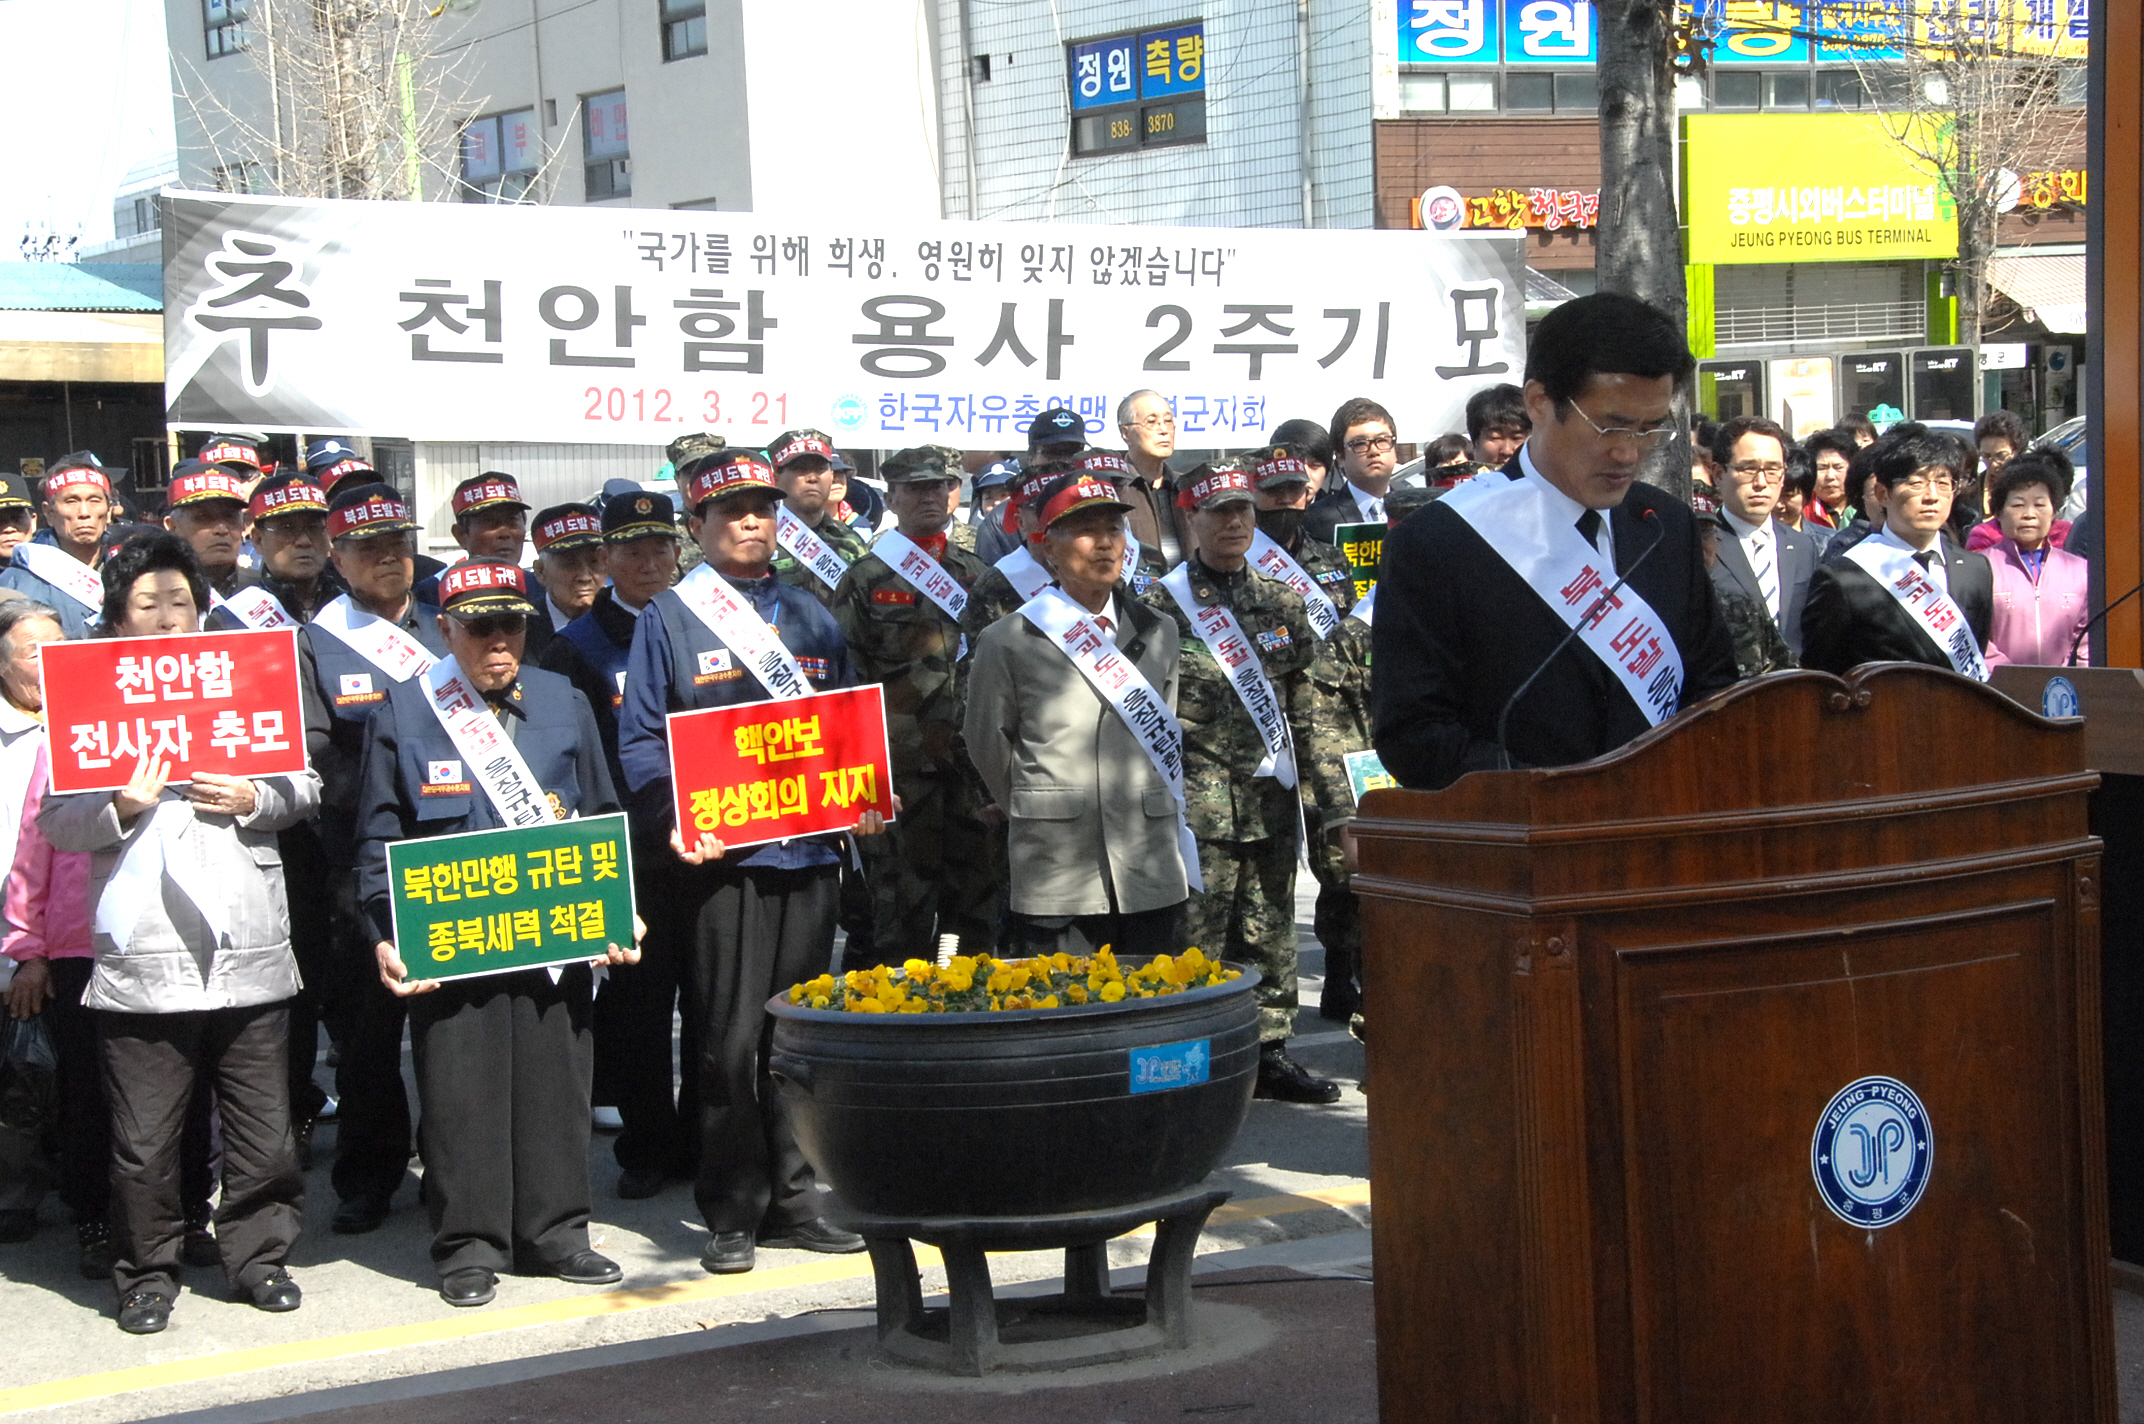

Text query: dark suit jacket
(1708, 516), (1818, 656)
(1371, 466), (1739, 790)
(1798, 537), (1994, 676)
(1303, 483), (1382, 545)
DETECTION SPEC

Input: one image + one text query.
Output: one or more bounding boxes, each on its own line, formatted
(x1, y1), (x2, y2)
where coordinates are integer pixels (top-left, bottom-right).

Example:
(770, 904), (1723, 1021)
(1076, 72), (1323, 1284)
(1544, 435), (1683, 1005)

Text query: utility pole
(1596, 0), (1694, 501)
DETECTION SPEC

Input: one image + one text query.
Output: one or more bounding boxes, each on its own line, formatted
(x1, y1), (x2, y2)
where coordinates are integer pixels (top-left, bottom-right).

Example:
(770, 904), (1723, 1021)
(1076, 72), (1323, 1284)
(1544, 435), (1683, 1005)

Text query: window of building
(1713, 72), (1760, 109)
(584, 91), (630, 200)
(1399, 73), (1446, 112)
(1765, 71), (1809, 108)
(115, 194), (161, 240)
(461, 108), (540, 202)
(1398, 71), (1605, 114)
(1447, 73), (1497, 110)
(204, 0), (247, 57)
(1815, 70), (1866, 109)
(1553, 71), (1597, 110)
(1067, 22), (1206, 157)
(212, 160), (267, 194)
(661, 0), (706, 61)
(1505, 72), (1553, 111)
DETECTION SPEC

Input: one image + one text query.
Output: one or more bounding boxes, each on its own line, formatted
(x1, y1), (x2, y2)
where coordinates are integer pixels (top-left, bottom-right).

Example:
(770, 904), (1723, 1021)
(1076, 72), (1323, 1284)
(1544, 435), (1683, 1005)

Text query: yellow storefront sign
(1683, 112), (1959, 266)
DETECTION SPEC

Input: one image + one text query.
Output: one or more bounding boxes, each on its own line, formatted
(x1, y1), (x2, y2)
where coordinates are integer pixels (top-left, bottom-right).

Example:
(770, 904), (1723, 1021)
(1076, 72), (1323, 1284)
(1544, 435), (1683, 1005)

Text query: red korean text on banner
(666, 685), (896, 852)
(40, 628), (309, 795)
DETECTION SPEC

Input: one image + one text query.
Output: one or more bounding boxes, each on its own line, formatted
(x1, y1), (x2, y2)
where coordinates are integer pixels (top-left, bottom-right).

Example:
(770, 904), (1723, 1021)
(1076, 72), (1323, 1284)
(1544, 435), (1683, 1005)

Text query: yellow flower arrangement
(786, 947), (1240, 1015)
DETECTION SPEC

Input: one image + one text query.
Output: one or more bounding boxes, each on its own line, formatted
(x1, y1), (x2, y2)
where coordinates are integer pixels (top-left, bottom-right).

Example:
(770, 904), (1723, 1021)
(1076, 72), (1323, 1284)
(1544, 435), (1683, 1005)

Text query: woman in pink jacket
(1983, 447), (2090, 668)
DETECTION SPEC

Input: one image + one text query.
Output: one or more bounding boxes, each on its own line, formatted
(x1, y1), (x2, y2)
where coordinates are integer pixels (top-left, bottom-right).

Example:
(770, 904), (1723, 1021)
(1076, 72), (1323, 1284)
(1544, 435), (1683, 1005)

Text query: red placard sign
(40, 628), (310, 795)
(666, 685), (896, 852)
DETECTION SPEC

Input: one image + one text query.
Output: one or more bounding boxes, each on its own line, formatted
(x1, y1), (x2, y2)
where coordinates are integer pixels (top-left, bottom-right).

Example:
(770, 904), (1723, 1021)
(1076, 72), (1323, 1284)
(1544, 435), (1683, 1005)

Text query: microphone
(1494, 507), (1669, 771)
(2068, 579), (2144, 667)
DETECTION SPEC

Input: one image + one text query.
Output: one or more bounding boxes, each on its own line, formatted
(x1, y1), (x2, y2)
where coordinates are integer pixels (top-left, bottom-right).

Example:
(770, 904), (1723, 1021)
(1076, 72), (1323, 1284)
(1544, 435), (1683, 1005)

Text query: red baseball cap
(687, 454), (778, 512)
(769, 431), (836, 470)
(1038, 474), (1131, 531)
(326, 485), (420, 541)
(437, 558), (537, 619)
(249, 474), (329, 521)
(1176, 465), (1256, 510)
(451, 472), (529, 519)
(168, 465), (251, 510)
(1253, 452), (1313, 489)
(44, 462), (110, 498)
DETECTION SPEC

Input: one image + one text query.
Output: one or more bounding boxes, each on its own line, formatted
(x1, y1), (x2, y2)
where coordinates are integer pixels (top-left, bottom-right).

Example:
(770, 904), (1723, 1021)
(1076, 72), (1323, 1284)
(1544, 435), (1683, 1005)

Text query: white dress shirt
(1344, 480), (1386, 524)
(1518, 446), (1616, 570)
(1719, 507), (1782, 619)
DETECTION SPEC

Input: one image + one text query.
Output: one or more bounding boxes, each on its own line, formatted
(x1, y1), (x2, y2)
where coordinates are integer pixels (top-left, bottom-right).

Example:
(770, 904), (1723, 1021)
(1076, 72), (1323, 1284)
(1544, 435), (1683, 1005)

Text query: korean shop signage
(389, 813), (638, 983)
(41, 628), (308, 795)
(1683, 113), (1958, 266)
(161, 191), (1526, 449)
(1069, 22), (1205, 110)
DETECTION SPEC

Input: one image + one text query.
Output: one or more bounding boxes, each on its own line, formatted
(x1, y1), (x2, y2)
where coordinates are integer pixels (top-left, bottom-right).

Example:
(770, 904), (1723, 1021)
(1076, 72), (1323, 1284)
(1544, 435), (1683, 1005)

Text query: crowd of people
(0, 289), (2083, 1337)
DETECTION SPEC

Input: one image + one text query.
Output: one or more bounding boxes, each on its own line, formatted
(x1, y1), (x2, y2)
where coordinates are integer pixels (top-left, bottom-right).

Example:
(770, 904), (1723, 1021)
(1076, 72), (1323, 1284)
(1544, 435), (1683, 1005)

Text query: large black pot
(766, 965), (1259, 1219)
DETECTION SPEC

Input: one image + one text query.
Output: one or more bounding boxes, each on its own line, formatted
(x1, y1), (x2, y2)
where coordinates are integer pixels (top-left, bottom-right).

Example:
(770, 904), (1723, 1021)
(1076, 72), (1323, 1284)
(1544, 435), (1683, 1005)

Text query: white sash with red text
(1018, 587), (1200, 892)
(674, 563), (811, 700)
(1159, 565), (1296, 787)
(213, 584), (298, 631)
(776, 507), (853, 592)
(419, 658), (554, 828)
(12, 543), (103, 617)
(994, 545), (1053, 602)
(308, 594), (438, 682)
(1439, 473), (1683, 726)
(1247, 531), (1342, 640)
(873, 530), (970, 621)
(1841, 538), (1989, 681)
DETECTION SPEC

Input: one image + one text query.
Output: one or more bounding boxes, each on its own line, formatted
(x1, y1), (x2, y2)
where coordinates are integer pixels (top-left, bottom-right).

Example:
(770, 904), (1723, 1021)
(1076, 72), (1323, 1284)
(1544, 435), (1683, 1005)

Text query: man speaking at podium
(1371, 292), (1737, 790)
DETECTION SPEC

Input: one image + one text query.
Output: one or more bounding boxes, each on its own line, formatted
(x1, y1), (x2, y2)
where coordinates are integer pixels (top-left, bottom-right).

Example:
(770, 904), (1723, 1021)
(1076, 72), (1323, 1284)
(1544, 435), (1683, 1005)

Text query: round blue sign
(2042, 675), (2080, 719)
(832, 394), (865, 430)
(1811, 1075), (1932, 1228)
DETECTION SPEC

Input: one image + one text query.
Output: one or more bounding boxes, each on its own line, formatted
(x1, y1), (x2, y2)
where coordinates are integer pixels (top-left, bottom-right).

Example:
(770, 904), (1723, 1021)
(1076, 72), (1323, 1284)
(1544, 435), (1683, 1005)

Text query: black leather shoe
(77, 1221), (115, 1281)
(181, 1224), (220, 1269)
(547, 1250), (622, 1285)
(617, 1165), (668, 1200)
(758, 1217), (865, 1254)
(440, 1267), (497, 1307)
(117, 1290), (172, 1334)
(702, 1230), (754, 1274)
(249, 1267), (302, 1312)
(0, 1208), (37, 1243)
(1254, 1041), (1342, 1105)
(331, 1194), (391, 1235)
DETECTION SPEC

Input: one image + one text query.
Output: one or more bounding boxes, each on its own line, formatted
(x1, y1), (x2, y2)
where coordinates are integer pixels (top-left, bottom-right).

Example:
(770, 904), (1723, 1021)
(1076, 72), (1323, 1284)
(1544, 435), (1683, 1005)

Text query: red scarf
(912, 531), (949, 562)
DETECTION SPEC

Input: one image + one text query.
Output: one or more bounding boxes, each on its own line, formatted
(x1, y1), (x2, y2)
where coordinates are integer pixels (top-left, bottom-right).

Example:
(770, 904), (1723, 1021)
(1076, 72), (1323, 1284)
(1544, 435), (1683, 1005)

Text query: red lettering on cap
(774, 436), (833, 466)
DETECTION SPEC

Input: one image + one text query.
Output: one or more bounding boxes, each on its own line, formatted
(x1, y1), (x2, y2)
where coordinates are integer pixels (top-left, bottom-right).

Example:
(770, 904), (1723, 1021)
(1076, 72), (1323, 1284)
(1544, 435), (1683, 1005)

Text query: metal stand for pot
(842, 1187), (1230, 1376)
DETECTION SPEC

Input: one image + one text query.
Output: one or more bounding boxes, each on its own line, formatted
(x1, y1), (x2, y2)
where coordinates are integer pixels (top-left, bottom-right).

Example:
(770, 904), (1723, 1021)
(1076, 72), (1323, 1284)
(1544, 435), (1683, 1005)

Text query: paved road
(0, 887), (1370, 1422)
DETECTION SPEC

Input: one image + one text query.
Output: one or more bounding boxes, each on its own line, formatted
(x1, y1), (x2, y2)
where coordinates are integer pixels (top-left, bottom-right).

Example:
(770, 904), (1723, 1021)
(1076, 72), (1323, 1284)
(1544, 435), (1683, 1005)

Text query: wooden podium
(1353, 665), (2116, 1422)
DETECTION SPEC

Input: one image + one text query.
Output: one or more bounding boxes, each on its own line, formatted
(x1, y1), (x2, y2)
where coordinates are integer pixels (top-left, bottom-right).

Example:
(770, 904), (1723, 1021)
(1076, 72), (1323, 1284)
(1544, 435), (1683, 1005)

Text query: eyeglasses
(1896, 473), (1957, 495)
(1727, 461), (1786, 482)
(1122, 415), (1176, 432)
(1345, 433), (1397, 454)
(461, 613), (527, 639)
(1567, 400), (1676, 447)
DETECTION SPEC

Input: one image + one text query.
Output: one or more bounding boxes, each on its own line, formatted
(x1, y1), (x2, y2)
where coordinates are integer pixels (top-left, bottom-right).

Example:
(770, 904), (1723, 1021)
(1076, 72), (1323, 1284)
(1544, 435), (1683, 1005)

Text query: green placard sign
(387, 813), (637, 983)
(1343, 749), (1396, 804)
(1333, 521), (1384, 602)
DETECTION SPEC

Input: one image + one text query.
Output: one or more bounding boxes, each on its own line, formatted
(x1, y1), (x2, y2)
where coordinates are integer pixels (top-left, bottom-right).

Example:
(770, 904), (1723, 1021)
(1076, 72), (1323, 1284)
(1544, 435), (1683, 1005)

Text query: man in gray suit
(1708, 416), (1817, 660)
(964, 473), (1188, 958)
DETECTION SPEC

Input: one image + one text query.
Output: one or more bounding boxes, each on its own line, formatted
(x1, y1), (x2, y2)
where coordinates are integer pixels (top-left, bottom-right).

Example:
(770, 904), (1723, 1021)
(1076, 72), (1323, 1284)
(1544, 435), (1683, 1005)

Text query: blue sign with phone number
(1068, 21), (1206, 113)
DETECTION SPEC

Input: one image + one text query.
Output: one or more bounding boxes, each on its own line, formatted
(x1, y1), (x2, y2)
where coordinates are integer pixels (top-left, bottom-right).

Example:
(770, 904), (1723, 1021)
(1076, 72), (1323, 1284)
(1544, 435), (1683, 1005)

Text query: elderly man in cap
(416, 472), (534, 621)
(666, 433), (725, 576)
(829, 447), (1000, 968)
(162, 460), (254, 601)
(0, 472), (36, 566)
(1, 459), (114, 637)
(767, 429), (867, 606)
(616, 451), (882, 1274)
(540, 491), (697, 1198)
(529, 504), (607, 631)
(1141, 464), (1351, 1105)
(209, 472), (341, 631)
(974, 410), (1088, 566)
(355, 558), (636, 1307)
(301, 483), (450, 1235)
(966, 471), (1190, 958)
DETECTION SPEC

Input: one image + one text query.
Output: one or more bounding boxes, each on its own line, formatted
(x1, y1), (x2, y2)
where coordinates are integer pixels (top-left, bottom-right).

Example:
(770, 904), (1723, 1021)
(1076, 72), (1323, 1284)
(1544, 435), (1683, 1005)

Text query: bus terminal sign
(1683, 113), (1958, 266)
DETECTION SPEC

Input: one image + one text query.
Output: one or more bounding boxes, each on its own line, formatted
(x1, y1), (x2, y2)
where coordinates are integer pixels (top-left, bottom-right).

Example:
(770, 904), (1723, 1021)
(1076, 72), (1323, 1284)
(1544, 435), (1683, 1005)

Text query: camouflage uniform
(771, 510), (868, 606)
(830, 532), (1002, 964)
(667, 432), (725, 577)
(1142, 560), (1351, 1041)
(950, 522), (980, 556)
(1289, 534), (1359, 617)
(959, 560), (1036, 649)
(1720, 587), (1796, 678)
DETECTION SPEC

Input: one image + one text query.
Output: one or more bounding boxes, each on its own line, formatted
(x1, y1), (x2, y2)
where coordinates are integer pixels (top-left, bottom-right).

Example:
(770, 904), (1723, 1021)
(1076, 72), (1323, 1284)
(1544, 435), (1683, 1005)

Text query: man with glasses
(1305, 398), (1401, 544)
(1116, 390), (1190, 566)
(301, 483), (449, 1236)
(1706, 416), (1817, 662)
(1371, 292), (1736, 791)
(1800, 424), (1993, 679)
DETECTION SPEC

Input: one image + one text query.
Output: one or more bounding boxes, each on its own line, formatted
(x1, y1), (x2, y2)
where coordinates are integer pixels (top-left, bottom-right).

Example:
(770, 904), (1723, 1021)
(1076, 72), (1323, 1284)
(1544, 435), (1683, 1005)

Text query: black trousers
(98, 1002), (301, 1299)
(685, 861), (839, 1236)
(281, 823), (333, 1122)
(407, 966), (595, 1277)
(330, 868), (412, 1206)
(1007, 903), (1185, 960)
(592, 848), (700, 1177)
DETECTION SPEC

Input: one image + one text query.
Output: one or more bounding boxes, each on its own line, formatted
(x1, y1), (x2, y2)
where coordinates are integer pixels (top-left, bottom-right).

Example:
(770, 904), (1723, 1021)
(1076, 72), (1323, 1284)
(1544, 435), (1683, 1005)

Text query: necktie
(1914, 551), (1936, 570)
(1576, 509), (1604, 559)
(1751, 530), (1780, 618)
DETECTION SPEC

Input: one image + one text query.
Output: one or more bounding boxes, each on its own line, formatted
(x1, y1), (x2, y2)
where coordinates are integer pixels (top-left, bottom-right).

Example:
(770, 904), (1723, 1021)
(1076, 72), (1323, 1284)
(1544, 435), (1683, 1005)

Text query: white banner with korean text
(162, 191), (1527, 450)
